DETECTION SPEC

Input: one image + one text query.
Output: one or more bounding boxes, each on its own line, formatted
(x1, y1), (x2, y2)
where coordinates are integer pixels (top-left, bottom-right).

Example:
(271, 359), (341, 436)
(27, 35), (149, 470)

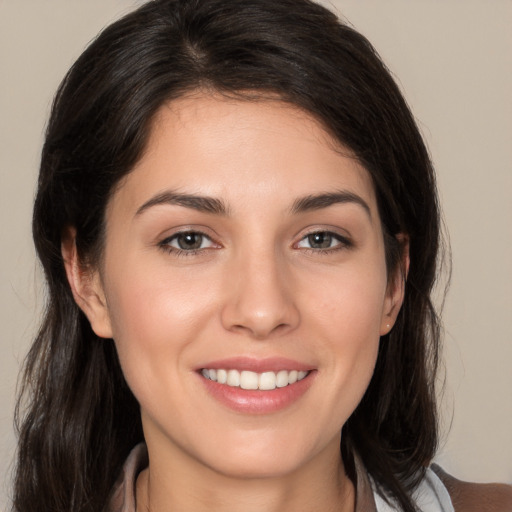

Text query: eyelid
(293, 225), (352, 242)
(156, 224), (220, 244)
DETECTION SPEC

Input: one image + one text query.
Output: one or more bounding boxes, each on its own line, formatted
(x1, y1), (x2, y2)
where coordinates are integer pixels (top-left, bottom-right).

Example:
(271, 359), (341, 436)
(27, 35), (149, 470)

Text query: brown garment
(431, 464), (512, 512)
(108, 444), (512, 512)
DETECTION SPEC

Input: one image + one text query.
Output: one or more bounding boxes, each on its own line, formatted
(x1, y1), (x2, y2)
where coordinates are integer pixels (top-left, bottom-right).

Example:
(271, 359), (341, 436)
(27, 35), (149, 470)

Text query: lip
(196, 357), (316, 414)
(196, 356), (312, 373)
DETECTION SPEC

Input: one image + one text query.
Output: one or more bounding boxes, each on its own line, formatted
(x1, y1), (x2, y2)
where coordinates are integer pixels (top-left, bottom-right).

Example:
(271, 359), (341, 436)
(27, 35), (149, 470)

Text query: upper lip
(196, 356), (313, 373)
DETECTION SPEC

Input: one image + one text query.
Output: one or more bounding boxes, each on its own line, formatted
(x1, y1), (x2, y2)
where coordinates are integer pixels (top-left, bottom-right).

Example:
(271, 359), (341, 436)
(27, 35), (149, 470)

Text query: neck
(136, 438), (355, 512)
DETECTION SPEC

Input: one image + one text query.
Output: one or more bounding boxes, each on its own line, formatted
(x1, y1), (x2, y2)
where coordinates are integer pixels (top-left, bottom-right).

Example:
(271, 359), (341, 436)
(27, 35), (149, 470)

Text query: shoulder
(432, 464), (512, 512)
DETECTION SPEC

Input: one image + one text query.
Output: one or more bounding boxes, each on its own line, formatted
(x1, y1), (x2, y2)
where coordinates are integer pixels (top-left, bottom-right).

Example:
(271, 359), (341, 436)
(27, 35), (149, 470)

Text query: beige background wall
(0, 0), (510, 508)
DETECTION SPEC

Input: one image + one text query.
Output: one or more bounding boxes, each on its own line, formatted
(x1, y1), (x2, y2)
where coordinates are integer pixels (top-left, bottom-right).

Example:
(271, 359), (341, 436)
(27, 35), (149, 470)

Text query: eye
(296, 231), (350, 251)
(161, 231), (216, 252)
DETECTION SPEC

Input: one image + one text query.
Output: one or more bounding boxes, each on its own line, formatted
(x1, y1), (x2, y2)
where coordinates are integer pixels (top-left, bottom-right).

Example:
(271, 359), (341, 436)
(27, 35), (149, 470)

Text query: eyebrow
(135, 189), (371, 219)
(135, 191), (229, 216)
(290, 190), (372, 218)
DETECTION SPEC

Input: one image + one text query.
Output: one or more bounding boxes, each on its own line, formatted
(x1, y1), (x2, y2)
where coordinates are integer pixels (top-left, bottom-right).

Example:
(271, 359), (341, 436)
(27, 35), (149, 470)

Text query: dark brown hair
(14, 1), (442, 511)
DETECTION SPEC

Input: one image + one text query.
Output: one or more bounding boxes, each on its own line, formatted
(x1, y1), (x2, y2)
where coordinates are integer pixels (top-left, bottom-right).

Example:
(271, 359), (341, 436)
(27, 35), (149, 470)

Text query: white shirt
(373, 467), (455, 512)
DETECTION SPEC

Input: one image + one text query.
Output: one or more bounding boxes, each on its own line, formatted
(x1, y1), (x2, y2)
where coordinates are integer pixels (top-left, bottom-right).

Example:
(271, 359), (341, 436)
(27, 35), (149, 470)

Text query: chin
(203, 451), (308, 480)
(194, 429), (338, 480)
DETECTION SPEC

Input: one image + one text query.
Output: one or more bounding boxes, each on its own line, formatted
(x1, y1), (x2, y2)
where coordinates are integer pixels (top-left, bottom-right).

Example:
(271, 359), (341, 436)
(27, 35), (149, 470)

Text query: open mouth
(200, 368), (310, 391)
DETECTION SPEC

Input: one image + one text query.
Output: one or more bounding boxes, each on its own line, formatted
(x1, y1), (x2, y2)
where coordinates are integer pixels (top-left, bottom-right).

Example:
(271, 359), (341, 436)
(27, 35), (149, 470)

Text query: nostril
(228, 321), (294, 340)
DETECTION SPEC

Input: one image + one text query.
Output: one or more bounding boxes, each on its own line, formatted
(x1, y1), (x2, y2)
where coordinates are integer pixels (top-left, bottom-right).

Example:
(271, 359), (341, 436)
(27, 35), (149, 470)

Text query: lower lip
(199, 371), (316, 414)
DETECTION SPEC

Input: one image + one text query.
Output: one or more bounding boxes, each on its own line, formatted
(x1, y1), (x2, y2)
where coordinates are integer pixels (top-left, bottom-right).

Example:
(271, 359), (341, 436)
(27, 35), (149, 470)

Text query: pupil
(178, 233), (202, 250)
(309, 232), (331, 248)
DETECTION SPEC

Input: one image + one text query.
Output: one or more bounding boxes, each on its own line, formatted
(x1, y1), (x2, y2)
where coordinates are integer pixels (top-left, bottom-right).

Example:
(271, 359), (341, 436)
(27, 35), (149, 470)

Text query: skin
(63, 93), (405, 512)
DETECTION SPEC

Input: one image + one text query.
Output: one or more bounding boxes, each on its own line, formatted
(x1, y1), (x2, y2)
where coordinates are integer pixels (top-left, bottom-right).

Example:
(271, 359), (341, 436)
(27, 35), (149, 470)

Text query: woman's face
(84, 94), (403, 478)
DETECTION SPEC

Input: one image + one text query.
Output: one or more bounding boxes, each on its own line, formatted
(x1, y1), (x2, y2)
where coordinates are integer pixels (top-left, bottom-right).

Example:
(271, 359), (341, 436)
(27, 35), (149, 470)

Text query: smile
(201, 368), (309, 390)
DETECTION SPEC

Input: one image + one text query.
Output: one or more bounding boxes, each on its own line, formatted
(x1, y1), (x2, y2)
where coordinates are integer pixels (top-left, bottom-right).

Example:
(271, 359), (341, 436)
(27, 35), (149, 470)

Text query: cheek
(303, 259), (387, 415)
(309, 257), (388, 340)
(102, 260), (220, 391)
(106, 256), (215, 333)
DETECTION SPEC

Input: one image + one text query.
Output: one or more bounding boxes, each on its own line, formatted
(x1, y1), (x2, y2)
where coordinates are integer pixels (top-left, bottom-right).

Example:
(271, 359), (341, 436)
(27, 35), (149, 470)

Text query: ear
(61, 226), (113, 339)
(380, 234), (409, 336)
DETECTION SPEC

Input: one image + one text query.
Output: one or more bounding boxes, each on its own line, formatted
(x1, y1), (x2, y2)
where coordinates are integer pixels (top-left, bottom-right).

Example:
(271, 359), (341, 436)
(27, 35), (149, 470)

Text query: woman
(13, 0), (512, 511)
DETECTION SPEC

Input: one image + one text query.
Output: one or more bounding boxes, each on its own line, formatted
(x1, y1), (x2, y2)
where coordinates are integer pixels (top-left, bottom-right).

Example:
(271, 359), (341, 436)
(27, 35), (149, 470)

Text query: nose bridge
(221, 243), (299, 338)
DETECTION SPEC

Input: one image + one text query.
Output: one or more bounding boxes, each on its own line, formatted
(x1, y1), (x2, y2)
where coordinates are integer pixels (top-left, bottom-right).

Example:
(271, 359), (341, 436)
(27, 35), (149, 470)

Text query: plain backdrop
(1, 0), (511, 509)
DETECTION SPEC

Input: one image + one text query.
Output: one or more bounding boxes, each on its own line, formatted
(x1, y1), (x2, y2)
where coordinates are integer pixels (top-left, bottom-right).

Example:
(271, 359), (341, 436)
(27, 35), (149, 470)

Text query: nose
(220, 249), (300, 339)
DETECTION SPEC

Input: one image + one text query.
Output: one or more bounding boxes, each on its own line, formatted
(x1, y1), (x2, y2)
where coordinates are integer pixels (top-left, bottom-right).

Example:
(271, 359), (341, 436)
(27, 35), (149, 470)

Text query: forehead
(110, 93), (377, 216)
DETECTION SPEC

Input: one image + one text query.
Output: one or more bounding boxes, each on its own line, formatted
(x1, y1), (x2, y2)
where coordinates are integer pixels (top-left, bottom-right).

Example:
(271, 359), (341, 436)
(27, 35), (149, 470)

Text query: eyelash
(158, 230), (352, 257)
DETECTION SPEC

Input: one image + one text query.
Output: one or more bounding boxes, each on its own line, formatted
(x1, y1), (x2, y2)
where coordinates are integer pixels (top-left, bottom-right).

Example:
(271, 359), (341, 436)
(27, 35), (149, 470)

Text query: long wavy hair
(14, 1), (442, 511)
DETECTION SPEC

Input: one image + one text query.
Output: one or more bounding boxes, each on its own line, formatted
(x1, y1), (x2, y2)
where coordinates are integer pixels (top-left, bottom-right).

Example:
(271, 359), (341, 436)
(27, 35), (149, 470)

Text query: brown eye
(162, 231), (215, 252)
(175, 232), (204, 250)
(307, 232), (333, 249)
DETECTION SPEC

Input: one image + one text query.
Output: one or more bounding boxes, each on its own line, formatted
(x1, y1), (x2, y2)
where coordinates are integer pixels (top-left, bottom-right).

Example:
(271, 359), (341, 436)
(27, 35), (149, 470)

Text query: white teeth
(216, 369), (227, 384)
(201, 368), (309, 390)
(276, 370), (289, 388)
(227, 369), (240, 387)
(240, 371), (259, 390)
(259, 371), (276, 390)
